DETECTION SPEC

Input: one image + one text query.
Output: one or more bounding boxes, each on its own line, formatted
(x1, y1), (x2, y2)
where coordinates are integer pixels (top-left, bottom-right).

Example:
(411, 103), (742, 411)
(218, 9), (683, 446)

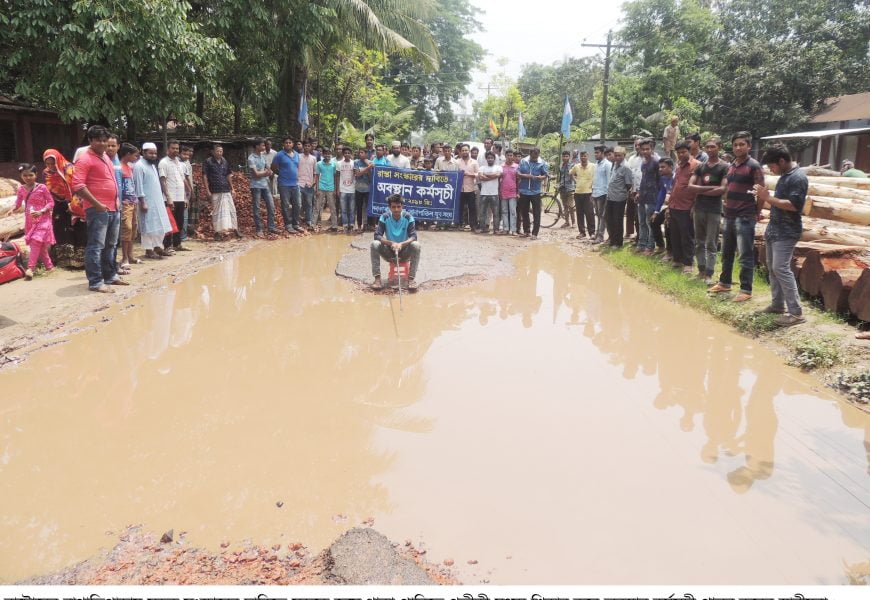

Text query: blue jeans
(252, 187), (276, 232)
(636, 202), (655, 250)
(719, 216), (755, 294)
(766, 237), (802, 315)
(84, 207), (120, 289)
(299, 186), (314, 226)
(278, 185), (300, 230)
(340, 192), (355, 227)
(501, 197), (517, 233)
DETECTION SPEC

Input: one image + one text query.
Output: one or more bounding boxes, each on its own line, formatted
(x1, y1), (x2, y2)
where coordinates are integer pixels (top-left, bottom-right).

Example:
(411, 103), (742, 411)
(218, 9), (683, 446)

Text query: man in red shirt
(72, 125), (126, 293)
(667, 141), (699, 273)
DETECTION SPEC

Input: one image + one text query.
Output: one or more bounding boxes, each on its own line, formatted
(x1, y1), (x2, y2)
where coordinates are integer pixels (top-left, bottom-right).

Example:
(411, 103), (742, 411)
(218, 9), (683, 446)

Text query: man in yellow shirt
(570, 150), (596, 238)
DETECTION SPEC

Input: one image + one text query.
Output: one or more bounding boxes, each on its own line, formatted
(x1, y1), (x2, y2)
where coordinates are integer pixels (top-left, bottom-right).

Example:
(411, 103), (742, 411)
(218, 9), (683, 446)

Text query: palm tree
(275, 0), (439, 136)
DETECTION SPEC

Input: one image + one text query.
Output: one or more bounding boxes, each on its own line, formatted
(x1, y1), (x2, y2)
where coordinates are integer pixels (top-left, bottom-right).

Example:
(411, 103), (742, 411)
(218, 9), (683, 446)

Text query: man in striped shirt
(708, 131), (765, 302)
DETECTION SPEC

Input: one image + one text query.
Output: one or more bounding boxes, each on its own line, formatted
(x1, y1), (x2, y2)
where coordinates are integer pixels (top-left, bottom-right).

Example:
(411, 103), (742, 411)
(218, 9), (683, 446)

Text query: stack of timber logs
(758, 171), (870, 319)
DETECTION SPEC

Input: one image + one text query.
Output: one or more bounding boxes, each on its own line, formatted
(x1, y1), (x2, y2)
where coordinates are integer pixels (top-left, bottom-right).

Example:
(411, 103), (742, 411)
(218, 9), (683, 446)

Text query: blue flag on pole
(561, 96), (573, 138)
(518, 112), (527, 141)
(298, 82), (309, 130)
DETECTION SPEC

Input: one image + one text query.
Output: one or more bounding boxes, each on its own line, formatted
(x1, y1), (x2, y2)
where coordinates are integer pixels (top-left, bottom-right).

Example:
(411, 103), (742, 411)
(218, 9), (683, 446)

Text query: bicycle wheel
(540, 194), (562, 228)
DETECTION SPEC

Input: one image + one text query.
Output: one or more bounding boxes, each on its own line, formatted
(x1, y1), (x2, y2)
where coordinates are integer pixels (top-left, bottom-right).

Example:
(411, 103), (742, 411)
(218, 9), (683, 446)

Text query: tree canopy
(0, 0), (461, 140)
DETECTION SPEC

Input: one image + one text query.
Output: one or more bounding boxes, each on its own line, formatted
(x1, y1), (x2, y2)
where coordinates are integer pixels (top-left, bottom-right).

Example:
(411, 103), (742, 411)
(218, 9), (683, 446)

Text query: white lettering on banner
(375, 181), (414, 197)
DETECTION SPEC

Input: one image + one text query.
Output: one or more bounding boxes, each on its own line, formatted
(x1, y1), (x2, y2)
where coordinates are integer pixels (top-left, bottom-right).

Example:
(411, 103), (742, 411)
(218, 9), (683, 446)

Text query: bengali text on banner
(368, 165), (460, 222)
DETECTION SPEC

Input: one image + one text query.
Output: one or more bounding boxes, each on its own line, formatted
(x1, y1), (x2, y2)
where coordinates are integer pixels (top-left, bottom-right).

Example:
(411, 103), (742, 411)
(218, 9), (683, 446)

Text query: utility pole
(582, 30), (627, 144)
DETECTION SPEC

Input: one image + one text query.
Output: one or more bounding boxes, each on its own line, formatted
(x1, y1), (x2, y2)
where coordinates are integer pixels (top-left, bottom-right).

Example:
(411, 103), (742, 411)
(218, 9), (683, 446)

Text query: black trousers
(604, 201), (626, 247)
(460, 191), (477, 228)
(517, 194), (542, 236)
(668, 208), (694, 266)
(574, 193), (595, 235)
(355, 191), (368, 229)
(165, 201), (186, 248)
(651, 210), (667, 250)
(625, 195), (637, 238)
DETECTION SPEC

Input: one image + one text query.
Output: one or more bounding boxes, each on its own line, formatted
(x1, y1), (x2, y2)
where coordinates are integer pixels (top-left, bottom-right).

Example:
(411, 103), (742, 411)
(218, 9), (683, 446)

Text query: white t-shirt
(626, 154), (643, 193)
(386, 153), (411, 169)
(337, 159), (356, 193)
(158, 156), (186, 203)
(180, 159), (193, 198)
(478, 164), (503, 196)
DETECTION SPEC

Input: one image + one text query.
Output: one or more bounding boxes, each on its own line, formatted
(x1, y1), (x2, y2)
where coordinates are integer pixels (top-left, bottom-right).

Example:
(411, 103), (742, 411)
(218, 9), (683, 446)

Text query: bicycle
(540, 177), (563, 228)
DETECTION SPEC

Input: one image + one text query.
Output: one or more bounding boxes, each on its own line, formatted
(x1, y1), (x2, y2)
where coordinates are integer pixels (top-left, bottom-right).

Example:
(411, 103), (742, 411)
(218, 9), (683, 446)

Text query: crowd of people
(567, 120), (810, 328)
(10, 121), (826, 323)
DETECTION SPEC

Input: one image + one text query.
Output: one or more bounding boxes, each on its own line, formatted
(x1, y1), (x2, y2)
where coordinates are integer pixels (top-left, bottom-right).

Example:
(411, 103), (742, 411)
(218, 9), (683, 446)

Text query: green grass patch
(602, 247), (778, 335)
(788, 335), (842, 370)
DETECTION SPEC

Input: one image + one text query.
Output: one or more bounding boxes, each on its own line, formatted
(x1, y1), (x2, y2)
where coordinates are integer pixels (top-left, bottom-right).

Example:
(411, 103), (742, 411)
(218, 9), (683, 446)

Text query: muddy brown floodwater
(1, 237), (869, 584)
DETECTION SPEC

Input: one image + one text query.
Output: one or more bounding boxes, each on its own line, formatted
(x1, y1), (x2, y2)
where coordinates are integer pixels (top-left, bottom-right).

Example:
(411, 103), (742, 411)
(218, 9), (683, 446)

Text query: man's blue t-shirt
(272, 150), (299, 187)
(316, 159), (336, 191)
(354, 158), (372, 192)
(112, 154), (123, 195)
(379, 210), (415, 243)
(518, 158), (549, 195)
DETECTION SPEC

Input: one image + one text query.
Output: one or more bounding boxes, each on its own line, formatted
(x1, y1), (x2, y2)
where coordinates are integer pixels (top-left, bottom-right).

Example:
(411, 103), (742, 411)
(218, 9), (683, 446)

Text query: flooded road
(1, 237), (868, 584)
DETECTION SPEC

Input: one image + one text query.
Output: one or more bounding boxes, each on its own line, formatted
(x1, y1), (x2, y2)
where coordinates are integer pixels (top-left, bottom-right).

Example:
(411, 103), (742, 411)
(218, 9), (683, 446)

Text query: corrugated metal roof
(810, 92), (870, 123)
(761, 126), (870, 139)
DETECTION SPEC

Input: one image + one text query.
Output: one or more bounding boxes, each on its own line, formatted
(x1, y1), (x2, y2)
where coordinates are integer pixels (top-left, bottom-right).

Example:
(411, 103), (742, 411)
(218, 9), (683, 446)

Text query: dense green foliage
(0, 0), (452, 139)
(1, 0), (867, 144)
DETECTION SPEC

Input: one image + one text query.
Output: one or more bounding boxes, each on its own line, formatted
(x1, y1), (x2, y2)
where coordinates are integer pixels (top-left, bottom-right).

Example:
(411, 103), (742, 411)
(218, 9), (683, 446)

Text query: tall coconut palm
(275, 0), (439, 135)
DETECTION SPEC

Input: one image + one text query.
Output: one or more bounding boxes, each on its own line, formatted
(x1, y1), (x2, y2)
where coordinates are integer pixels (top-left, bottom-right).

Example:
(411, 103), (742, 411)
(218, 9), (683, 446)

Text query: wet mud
(1, 237), (868, 584)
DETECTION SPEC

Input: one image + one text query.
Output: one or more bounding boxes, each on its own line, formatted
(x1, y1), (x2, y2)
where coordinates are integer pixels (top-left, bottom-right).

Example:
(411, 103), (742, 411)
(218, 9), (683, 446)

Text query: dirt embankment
(19, 525), (459, 585)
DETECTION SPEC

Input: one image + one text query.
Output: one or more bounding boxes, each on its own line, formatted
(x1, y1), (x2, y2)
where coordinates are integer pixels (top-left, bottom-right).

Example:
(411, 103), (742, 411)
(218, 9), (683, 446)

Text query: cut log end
(821, 268), (864, 314)
(848, 269), (870, 322)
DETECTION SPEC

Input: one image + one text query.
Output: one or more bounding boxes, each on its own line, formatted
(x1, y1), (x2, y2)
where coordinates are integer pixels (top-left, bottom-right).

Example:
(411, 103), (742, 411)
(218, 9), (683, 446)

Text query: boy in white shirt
(477, 151), (503, 234)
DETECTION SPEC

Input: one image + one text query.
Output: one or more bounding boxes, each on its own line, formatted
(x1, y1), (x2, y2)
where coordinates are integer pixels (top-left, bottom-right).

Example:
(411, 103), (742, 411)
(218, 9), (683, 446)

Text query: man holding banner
(370, 194), (420, 290)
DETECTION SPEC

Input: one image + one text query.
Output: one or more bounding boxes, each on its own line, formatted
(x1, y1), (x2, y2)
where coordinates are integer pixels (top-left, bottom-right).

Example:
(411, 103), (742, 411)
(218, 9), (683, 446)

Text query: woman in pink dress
(14, 164), (56, 279)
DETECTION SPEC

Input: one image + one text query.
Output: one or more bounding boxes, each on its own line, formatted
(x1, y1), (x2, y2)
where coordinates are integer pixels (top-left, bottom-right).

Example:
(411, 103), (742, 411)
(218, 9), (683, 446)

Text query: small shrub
(788, 336), (842, 370)
(835, 371), (870, 404)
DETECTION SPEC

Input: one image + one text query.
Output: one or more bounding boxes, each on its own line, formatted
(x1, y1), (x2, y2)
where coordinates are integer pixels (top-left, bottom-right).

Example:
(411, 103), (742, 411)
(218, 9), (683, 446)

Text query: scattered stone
(160, 530), (173, 544)
(362, 516), (374, 526)
(443, 558), (454, 566)
(324, 527), (431, 585)
(275, 501), (283, 508)
(220, 541), (229, 548)
(289, 543), (303, 551)
(467, 559), (478, 565)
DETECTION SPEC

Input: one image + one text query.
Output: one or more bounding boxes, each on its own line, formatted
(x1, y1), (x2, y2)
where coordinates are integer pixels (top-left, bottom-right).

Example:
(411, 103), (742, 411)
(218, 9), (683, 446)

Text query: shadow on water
(0, 237), (868, 583)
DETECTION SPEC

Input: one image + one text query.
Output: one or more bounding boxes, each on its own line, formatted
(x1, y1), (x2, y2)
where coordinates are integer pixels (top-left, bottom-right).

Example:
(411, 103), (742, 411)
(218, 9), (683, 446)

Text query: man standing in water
(370, 194), (420, 290)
